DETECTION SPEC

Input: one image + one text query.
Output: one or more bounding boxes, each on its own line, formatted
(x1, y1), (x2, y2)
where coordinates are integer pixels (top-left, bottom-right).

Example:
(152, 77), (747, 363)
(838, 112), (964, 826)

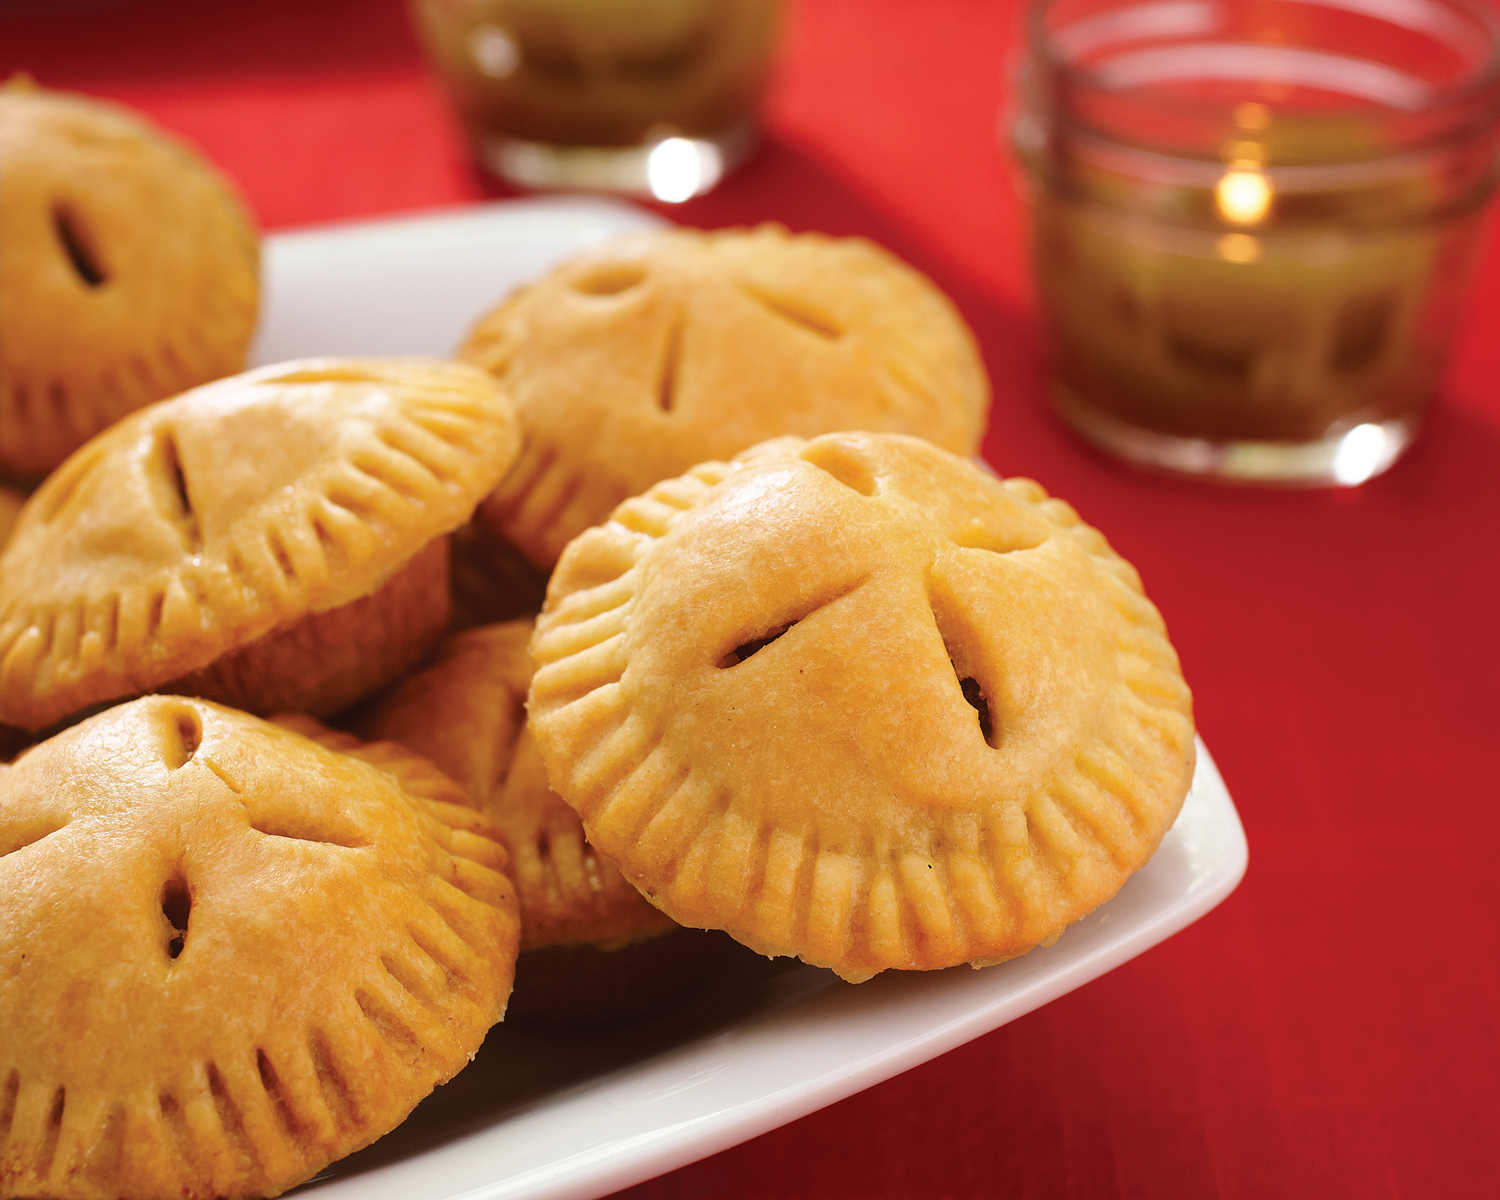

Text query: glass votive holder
(1012, 0), (1500, 485)
(411, 0), (784, 203)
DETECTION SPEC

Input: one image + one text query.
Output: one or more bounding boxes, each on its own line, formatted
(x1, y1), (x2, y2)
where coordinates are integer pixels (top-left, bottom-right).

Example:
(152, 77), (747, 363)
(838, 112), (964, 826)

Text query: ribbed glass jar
(1013, 0), (1500, 485)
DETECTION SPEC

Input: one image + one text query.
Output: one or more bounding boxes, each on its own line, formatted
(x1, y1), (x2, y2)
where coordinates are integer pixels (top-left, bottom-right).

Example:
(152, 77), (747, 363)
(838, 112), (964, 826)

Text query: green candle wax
(1033, 188), (1480, 441)
(410, 0), (781, 148)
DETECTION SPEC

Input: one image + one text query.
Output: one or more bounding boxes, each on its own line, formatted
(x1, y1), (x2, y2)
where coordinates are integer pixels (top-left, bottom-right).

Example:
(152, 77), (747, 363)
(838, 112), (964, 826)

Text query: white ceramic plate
(251, 195), (667, 366)
(255, 199), (1249, 1200)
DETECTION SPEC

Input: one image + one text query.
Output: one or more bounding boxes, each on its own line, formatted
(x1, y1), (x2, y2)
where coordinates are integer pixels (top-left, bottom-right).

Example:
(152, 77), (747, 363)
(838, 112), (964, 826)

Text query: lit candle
(1012, 0), (1500, 485)
(409, 0), (783, 198)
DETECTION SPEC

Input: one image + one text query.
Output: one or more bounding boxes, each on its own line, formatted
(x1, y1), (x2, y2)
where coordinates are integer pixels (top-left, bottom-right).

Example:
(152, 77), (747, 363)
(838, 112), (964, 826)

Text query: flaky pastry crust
(529, 432), (1195, 982)
(0, 82), (259, 478)
(0, 358), (521, 730)
(0, 696), (519, 1200)
(360, 621), (675, 952)
(460, 224), (990, 567)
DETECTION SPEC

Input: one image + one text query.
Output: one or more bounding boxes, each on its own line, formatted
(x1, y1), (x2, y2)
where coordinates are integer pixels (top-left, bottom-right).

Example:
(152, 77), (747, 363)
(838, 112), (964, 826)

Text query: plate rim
(300, 741), (1245, 1200)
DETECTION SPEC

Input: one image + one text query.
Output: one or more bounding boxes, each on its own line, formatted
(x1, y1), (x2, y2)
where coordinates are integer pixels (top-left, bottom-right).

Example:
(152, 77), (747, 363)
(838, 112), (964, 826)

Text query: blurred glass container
(1012, 0), (1500, 485)
(412, 0), (783, 202)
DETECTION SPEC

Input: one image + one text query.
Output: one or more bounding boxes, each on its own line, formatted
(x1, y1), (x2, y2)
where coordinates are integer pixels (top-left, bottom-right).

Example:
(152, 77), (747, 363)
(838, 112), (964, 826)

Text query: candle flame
(1217, 170), (1272, 226)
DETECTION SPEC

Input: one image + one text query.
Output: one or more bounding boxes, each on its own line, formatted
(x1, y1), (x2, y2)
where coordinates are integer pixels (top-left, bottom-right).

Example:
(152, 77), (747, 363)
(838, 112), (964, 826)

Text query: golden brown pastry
(0, 78), (260, 479)
(0, 695), (519, 1200)
(0, 484), (28, 759)
(358, 621), (733, 1026)
(459, 224), (990, 567)
(360, 620), (675, 953)
(0, 358), (521, 731)
(529, 432), (1195, 982)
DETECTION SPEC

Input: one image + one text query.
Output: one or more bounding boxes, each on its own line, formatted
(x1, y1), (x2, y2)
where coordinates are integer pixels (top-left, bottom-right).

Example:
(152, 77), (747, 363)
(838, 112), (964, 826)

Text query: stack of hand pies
(0, 84), (1196, 1200)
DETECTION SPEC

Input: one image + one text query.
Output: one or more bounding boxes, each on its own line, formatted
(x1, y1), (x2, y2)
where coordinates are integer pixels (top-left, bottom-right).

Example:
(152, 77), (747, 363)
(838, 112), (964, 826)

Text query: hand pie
(459, 224), (990, 568)
(528, 432), (1196, 982)
(359, 621), (673, 954)
(358, 622), (727, 1026)
(0, 358), (521, 731)
(0, 696), (519, 1199)
(0, 79), (259, 479)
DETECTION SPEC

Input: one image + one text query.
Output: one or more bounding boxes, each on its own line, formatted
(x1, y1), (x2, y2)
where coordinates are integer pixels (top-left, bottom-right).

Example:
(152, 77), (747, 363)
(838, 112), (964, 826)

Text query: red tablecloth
(5, 1), (1499, 1196)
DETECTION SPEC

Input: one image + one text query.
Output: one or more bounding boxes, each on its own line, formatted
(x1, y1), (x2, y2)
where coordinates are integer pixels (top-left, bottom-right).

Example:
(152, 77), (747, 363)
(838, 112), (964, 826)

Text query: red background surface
(4, 1), (1498, 1196)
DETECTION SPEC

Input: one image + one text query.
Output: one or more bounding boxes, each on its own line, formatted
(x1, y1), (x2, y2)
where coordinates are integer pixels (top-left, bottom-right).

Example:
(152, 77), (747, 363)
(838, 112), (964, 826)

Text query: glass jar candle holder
(1012, 0), (1500, 485)
(412, 0), (784, 202)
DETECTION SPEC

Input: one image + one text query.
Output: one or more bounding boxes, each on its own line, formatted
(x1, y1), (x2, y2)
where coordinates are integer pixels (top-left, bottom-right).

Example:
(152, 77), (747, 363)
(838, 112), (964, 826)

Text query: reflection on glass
(646, 136), (723, 201)
(1330, 422), (1399, 485)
